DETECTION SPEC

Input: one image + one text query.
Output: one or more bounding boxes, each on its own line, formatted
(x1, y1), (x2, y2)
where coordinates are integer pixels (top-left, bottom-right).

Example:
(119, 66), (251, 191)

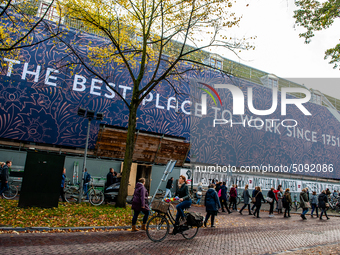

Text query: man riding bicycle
(173, 175), (192, 229)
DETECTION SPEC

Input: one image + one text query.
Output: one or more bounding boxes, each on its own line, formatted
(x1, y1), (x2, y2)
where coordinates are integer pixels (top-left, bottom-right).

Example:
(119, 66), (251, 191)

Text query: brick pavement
(1, 206), (340, 255)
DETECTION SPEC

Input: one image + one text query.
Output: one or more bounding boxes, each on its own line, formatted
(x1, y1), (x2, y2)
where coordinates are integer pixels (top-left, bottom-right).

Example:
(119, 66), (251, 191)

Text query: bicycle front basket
(151, 200), (170, 213)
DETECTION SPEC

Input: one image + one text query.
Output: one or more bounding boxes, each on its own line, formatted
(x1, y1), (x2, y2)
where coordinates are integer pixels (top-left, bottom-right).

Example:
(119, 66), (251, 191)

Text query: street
(1, 206), (340, 255)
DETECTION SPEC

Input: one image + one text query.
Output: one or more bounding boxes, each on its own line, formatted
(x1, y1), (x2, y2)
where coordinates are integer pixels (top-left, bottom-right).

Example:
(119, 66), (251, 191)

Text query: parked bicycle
(146, 200), (201, 242)
(64, 178), (104, 206)
(1, 181), (19, 199)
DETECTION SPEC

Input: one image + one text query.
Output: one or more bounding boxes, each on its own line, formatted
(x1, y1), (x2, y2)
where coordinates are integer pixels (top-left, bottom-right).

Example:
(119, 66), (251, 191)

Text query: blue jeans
(175, 199), (192, 225)
(132, 210), (149, 225)
(197, 198), (201, 205)
(83, 183), (89, 200)
(311, 204), (318, 216)
(302, 208), (309, 216)
(164, 189), (172, 200)
(0, 182), (9, 195)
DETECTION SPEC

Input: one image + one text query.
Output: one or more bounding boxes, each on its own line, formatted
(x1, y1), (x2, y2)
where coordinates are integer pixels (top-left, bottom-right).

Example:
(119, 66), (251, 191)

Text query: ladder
(150, 160), (177, 204)
(73, 161), (79, 184)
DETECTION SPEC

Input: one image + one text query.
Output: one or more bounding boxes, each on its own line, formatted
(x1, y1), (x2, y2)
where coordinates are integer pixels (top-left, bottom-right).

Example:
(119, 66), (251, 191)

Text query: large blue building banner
(0, 24), (339, 179)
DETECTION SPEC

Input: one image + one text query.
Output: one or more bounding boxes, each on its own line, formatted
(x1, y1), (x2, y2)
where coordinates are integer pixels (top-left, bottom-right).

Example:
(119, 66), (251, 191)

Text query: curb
(0, 226), (131, 232)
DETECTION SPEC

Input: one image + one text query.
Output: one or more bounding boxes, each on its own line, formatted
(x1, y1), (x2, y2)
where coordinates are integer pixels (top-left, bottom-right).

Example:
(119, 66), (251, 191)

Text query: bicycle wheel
(168, 203), (176, 220)
(236, 197), (241, 205)
(64, 189), (78, 203)
(89, 190), (104, 206)
(146, 215), (169, 242)
(181, 225), (199, 240)
(3, 185), (18, 199)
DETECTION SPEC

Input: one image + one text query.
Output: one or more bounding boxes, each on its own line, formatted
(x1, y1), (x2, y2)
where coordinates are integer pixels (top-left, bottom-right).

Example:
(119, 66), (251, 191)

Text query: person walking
(60, 167), (66, 202)
(310, 191), (319, 218)
(319, 190), (330, 220)
(253, 187), (265, 218)
(300, 188), (310, 220)
(229, 184), (237, 211)
(277, 187), (284, 214)
(196, 182), (203, 205)
(283, 188), (292, 218)
(0, 161), (12, 196)
(239, 184), (251, 215)
(251, 186), (258, 213)
(204, 184), (221, 228)
(267, 187), (277, 217)
(220, 182), (231, 213)
(164, 177), (174, 199)
(83, 168), (91, 200)
(131, 178), (150, 231)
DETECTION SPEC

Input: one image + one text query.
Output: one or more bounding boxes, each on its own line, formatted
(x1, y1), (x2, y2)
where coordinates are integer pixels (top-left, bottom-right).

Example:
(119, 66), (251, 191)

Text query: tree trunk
(115, 101), (138, 208)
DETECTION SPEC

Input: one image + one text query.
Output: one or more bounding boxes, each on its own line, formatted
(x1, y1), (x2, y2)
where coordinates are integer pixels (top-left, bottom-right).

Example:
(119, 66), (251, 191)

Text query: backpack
(186, 212), (204, 227)
(218, 189), (222, 197)
(85, 173), (91, 183)
(282, 194), (287, 205)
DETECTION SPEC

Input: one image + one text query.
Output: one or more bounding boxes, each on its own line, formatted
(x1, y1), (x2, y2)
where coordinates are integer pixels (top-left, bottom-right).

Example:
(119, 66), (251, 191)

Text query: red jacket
(230, 187), (237, 198)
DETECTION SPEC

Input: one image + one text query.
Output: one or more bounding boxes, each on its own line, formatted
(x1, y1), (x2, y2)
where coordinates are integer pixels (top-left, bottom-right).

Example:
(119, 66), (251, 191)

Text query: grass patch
(0, 200), (136, 228)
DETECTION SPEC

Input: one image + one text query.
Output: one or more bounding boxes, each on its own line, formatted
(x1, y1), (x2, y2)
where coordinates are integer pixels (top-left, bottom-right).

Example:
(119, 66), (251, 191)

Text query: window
(39, 2), (59, 22)
(210, 58), (222, 69)
(312, 93), (322, 105)
(268, 78), (278, 88)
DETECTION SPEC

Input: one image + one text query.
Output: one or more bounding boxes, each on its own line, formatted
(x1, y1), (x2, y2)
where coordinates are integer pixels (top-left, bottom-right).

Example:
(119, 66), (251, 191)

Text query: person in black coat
(319, 190), (330, 220)
(204, 184), (221, 227)
(253, 187), (266, 218)
(220, 182), (231, 213)
(0, 161), (11, 196)
(267, 187), (277, 217)
(164, 177), (174, 199)
(174, 175), (192, 226)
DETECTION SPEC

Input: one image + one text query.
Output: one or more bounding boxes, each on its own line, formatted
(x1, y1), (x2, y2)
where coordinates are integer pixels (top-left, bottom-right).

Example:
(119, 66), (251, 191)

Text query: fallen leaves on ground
(0, 200), (138, 228)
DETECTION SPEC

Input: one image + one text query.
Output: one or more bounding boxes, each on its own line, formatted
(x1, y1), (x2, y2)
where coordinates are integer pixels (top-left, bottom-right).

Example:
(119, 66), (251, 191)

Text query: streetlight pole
(78, 118), (91, 204)
(76, 108), (104, 204)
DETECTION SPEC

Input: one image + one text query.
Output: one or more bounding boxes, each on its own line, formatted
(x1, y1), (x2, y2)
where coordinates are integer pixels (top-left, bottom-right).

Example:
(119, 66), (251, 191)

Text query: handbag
(197, 191), (202, 196)
(300, 195), (311, 209)
(325, 202), (330, 208)
(252, 191), (260, 203)
(265, 197), (273, 203)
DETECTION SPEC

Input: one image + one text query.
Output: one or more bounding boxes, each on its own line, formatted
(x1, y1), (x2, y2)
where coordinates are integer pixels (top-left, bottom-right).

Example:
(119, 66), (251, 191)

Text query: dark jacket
(243, 189), (251, 205)
(230, 187), (237, 198)
(254, 190), (265, 206)
(166, 179), (173, 189)
(283, 191), (292, 209)
(318, 193), (328, 209)
(300, 191), (309, 208)
(131, 182), (149, 211)
(106, 172), (115, 187)
(1, 165), (9, 183)
(215, 185), (221, 193)
(175, 183), (190, 201)
(267, 190), (276, 203)
(205, 188), (221, 212)
(220, 185), (227, 200)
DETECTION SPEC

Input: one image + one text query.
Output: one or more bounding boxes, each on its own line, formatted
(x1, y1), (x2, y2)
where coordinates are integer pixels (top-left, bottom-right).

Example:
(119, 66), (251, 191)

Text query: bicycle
(64, 178), (104, 206)
(0, 181), (19, 199)
(146, 201), (200, 242)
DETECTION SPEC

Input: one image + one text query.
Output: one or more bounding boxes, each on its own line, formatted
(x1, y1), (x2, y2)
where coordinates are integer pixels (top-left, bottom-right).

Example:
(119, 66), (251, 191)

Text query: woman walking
(319, 190), (330, 220)
(253, 187), (265, 218)
(131, 178), (150, 231)
(220, 182), (231, 213)
(239, 184), (251, 215)
(300, 188), (310, 220)
(229, 184), (237, 211)
(267, 187), (276, 217)
(196, 182), (203, 205)
(277, 187), (284, 214)
(283, 188), (292, 218)
(310, 191), (319, 218)
(204, 184), (221, 227)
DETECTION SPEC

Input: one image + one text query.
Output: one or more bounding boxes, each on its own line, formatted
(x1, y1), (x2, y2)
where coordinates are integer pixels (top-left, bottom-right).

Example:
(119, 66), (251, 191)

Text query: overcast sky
(213, 0), (340, 100)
